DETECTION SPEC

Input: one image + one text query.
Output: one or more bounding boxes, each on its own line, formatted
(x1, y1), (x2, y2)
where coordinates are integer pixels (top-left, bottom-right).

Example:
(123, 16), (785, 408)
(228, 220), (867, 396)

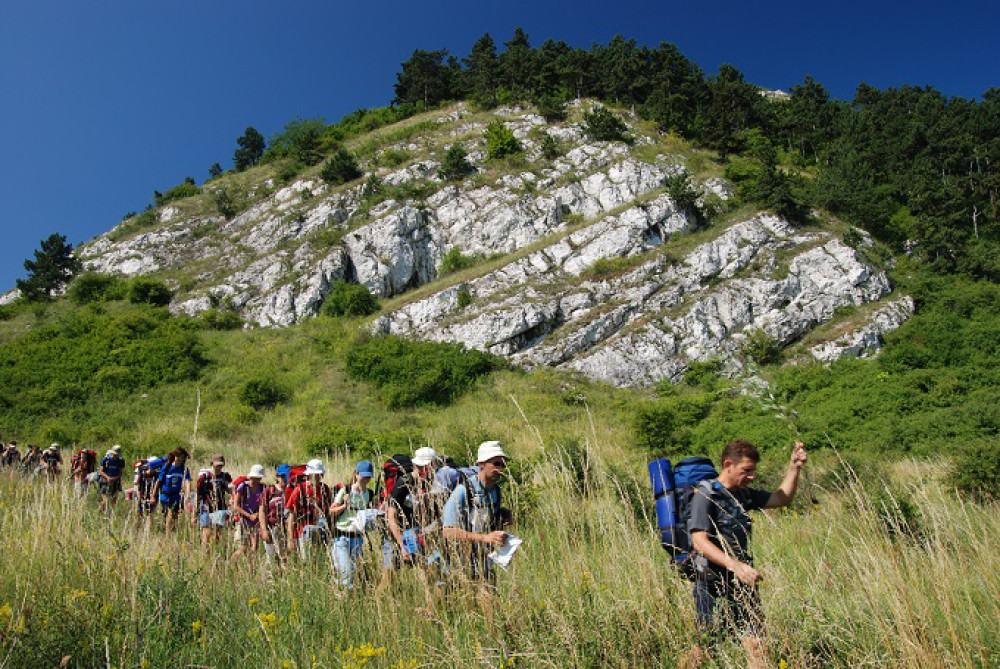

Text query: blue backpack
(648, 457), (718, 577)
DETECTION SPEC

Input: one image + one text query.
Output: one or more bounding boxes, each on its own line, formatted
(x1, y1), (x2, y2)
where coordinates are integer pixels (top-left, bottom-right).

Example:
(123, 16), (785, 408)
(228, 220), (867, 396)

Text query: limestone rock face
(76, 102), (901, 388)
(809, 296), (915, 363)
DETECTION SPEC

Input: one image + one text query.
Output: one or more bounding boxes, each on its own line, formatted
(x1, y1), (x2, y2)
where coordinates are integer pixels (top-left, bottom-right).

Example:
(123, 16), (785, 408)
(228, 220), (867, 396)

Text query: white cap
(476, 441), (507, 464)
(50, 443), (60, 450)
(112, 444), (122, 452)
(304, 458), (325, 475)
(248, 464), (265, 479)
(412, 447), (437, 467)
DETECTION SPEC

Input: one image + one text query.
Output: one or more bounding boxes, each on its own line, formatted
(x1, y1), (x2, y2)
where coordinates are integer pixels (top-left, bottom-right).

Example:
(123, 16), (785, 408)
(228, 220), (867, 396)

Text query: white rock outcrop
(809, 296), (915, 363)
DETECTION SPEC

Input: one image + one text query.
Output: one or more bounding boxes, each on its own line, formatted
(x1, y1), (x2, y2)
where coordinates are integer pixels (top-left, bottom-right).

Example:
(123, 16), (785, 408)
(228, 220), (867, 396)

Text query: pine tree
(234, 127), (265, 171)
(16, 233), (82, 302)
(464, 33), (500, 108)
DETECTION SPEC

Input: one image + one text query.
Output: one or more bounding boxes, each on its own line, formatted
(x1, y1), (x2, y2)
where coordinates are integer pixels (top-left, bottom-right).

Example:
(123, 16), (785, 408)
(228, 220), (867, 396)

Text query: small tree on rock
(16, 233), (82, 302)
(439, 143), (475, 180)
(320, 148), (362, 185)
(234, 127), (265, 171)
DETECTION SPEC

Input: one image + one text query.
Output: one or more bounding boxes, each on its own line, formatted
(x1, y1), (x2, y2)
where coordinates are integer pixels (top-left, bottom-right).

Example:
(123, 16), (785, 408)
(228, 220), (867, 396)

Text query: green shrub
(485, 120), (522, 159)
(379, 148), (411, 167)
(535, 94), (567, 122)
(155, 180), (201, 206)
(949, 440), (1000, 502)
(438, 143), (475, 180)
(127, 277), (172, 306)
(277, 160), (304, 185)
(303, 424), (420, 460)
(582, 106), (631, 143)
(68, 273), (123, 304)
(212, 186), (248, 220)
(633, 393), (714, 456)
(320, 148), (362, 185)
(321, 282), (379, 317)
(0, 304), (14, 321)
(741, 329), (781, 365)
(456, 287), (472, 309)
(239, 377), (290, 411)
(439, 248), (480, 275)
(198, 308), (243, 330)
(345, 335), (503, 408)
(540, 134), (561, 160)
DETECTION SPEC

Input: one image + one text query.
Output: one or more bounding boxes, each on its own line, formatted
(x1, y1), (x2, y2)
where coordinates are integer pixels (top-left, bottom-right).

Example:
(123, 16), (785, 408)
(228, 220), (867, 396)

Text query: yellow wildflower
(191, 620), (202, 633)
(0, 603), (12, 626)
(248, 598), (260, 607)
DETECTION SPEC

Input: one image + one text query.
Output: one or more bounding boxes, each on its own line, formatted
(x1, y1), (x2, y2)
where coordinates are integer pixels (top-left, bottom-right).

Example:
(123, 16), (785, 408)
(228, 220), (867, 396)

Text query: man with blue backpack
(670, 439), (807, 669)
(98, 445), (126, 512)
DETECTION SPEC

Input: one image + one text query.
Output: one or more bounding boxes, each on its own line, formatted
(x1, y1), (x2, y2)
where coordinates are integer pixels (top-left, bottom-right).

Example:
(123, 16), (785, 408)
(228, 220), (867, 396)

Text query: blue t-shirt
(101, 454), (125, 478)
(158, 465), (191, 503)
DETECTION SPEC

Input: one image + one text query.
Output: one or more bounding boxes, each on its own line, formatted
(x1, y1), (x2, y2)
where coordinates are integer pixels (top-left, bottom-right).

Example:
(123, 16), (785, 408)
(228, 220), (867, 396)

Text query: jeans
(332, 535), (364, 588)
(381, 528), (420, 568)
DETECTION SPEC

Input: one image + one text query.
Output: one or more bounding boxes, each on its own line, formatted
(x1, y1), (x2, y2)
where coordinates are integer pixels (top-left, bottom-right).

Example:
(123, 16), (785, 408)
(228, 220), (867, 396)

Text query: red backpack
(379, 454), (413, 510)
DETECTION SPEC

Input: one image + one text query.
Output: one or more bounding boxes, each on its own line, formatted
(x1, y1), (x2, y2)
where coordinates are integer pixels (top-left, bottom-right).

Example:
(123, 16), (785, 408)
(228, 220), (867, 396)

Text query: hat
(305, 459), (325, 475)
(248, 464), (265, 479)
(412, 447), (437, 467)
(51, 443), (60, 449)
(356, 460), (375, 478)
(112, 444), (122, 452)
(276, 464), (291, 479)
(476, 441), (507, 464)
(211, 453), (226, 466)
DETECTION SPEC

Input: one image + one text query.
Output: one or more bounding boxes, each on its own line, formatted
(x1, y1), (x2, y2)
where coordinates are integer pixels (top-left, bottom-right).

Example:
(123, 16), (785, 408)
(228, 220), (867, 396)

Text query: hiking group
(3, 433), (809, 667)
(0, 438), (515, 590)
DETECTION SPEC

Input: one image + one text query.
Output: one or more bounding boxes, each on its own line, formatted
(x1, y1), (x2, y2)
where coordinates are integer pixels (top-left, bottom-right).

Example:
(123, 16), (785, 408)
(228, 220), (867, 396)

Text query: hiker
(41, 444), (62, 480)
(285, 459), (336, 558)
(151, 448), (192, 532)
(259, 465), (290, 563)
(232, 465), (266, 560)
(196, 454), (233, 545)
(441, 441), (511, 580)
(2, 441), (21, 473)
(133, 456), (163, 520)
(682, 439), (808, 669)
(20, 444), (42, 474)
(71, 447), (98, 496)
(98, 445), (127, 510)
(330, 460), (376, 589)
(382, 447), (439, 573)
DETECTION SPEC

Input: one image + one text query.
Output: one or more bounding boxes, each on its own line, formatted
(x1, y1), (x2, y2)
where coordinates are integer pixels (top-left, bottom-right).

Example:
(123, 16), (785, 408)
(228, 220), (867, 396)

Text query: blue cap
(276, 464), (291, 480)
(356, 460), (375, 478)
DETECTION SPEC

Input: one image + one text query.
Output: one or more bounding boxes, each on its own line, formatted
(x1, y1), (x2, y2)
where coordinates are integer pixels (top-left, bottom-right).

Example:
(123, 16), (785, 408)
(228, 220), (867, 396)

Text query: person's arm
(441, 486), (507, 546)
(258, 492), (270, 540)
(329, 487), (347, 515)
(386, 505), (412, 558)
(691, 530), (761, 586)
(765, 442), (808, 509)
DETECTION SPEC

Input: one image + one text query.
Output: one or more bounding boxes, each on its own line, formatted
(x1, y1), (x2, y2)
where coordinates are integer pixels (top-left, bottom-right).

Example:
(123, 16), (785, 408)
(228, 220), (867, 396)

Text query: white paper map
(488, 534), (523, 569)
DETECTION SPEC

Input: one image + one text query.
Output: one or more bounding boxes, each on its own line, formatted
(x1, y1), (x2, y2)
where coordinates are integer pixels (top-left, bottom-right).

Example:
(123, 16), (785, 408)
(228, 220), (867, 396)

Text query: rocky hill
(77, 102), (911, 388)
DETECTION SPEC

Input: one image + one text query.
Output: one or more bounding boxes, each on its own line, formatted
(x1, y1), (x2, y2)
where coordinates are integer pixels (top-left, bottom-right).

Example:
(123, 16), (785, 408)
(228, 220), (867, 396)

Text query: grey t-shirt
(689, 480), (771, 572)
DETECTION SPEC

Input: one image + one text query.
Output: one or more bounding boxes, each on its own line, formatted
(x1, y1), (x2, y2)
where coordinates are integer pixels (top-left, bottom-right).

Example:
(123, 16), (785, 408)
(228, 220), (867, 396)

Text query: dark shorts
(693, 573), (765, 641)
(100, 478), (123, 496)
(160, 497), (183, 514)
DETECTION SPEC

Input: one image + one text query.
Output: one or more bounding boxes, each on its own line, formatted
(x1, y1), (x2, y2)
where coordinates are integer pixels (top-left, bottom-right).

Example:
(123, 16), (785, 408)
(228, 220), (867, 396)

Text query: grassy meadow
(0, 447), (997, 669)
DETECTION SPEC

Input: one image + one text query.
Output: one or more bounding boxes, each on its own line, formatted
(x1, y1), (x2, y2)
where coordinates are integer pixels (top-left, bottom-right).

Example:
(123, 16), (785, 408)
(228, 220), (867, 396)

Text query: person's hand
(484, 531), (508, 546)
(399, 545), (414, 562)
(733, 562), (762, 586)
(791, 442), (807, 469)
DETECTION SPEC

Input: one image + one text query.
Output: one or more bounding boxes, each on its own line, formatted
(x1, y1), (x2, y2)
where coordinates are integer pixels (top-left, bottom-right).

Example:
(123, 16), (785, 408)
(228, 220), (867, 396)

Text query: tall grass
(0, 447), (996, 668)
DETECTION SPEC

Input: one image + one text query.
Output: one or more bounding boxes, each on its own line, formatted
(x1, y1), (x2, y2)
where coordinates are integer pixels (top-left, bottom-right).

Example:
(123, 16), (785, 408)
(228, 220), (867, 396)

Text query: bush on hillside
(127, 277), (172, 306)
(949, 440), (1000, 502)
(345, 335), (503, 408)
(582, 106), (631, 143)
(198, 308), (243, 330)
(68, 273), (124, 304)
(239, 377), (290, 411)
(438, 143), (476, 180)
(155, 179), (201, 206)
(485, 121), (522, 159)
(321, 282), (379, 318)
(633, 393), (714, 456)
(303, 424), (420, 459)
(439, 248), (480, 275)
(320, 148), (362, 185)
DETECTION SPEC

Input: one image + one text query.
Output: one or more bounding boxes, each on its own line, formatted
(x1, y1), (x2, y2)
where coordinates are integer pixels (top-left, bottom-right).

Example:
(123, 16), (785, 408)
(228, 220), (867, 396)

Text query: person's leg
(732, 582), (767, 669)
(332, 536), (356, 588)
(681, 576), (720, 669)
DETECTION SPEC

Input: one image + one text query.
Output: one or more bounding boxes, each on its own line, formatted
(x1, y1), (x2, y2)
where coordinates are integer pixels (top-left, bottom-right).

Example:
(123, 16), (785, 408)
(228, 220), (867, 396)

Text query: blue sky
(1, 0), (996, 293)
